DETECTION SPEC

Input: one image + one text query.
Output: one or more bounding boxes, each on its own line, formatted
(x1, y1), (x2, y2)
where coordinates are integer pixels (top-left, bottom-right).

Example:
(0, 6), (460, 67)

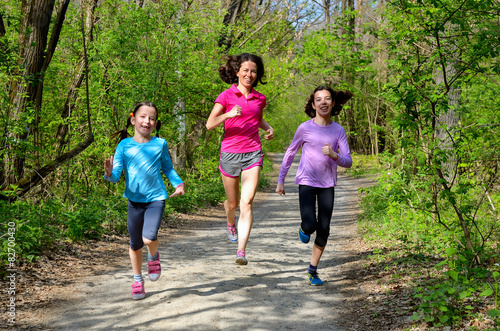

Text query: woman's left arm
(259, 118), (274, 140)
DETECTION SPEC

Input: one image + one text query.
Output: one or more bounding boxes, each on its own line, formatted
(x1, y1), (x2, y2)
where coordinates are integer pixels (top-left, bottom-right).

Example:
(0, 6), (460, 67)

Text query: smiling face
(236, 60), (258, 89)
(131, 105), (157, 139)
(312, 89), (335, 118)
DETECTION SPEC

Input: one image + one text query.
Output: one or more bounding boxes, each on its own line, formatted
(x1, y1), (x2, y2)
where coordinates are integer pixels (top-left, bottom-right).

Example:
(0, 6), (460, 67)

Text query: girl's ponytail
(111, 113), (133, 145)
(331, 90), (354, 116)
(156, 120), (161, 138)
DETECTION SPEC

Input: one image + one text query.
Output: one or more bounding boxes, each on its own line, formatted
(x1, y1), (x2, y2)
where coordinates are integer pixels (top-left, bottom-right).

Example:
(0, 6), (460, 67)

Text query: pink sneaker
(131, 280), (145, 300)
(148, 252), (161, 281)
(227, 223), (238, 242)
(235, 250), (248, 265)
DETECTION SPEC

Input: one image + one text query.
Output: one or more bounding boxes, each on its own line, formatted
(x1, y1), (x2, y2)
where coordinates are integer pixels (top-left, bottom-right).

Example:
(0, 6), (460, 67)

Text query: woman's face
(312, 90), (335, 118)
(236, 61), (258, 89)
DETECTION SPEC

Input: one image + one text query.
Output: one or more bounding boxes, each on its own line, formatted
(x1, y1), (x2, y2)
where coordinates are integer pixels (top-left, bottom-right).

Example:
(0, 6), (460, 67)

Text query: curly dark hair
(304, 86), (353, 118)
(111, 101), (161, 144)
(218, 53), (266, 87)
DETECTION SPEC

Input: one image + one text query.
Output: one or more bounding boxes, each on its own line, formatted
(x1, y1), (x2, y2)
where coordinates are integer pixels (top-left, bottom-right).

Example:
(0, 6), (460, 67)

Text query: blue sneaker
(308, 273), (324, 286)
(298, 228), (310, 243)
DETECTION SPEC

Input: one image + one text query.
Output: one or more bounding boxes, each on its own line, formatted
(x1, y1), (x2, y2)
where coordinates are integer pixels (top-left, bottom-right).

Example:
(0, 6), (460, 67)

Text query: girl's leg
(127, 201), (145, 275)
(314, 187), (335, 248)
(298, 185), (318, 235)
(308, 244), (326, 285)
(144, 239), (159, 257)
(142, 200), (165, 257)
(221, 174), (240, 225)
(310, 244), (325, 266)
(129, 247), (143, 276)
(142, 200), (165, 281)
(237, 166), (261, 252)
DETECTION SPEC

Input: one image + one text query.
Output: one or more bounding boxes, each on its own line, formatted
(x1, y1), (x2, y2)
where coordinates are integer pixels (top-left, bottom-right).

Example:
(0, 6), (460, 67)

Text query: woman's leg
(237, 166), (261, 252)
(221, 174), (240, 225)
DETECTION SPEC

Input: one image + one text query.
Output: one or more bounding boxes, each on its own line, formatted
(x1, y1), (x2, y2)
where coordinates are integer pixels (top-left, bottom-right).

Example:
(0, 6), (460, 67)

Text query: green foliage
(0, 195), (130, 278)
(411, 247), (486, 326)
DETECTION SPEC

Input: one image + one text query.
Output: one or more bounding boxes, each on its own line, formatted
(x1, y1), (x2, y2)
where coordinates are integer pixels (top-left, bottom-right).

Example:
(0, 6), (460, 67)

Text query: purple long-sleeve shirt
(278, 118), (352, 188)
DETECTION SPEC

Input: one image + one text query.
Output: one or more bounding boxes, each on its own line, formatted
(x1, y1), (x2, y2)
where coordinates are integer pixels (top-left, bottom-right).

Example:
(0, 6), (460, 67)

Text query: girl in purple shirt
(206, 53), (274, 265)
(276, 86), (353, 285)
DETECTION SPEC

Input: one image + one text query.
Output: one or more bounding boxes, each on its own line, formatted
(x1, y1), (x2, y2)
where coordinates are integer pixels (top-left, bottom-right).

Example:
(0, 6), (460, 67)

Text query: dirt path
(13, 153), (375, 330)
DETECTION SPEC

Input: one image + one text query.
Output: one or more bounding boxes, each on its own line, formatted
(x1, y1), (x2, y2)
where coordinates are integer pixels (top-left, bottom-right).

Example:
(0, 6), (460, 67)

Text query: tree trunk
(4, 0), (57, 189)
(218, 0), (244, 52)
(55, 0), (98, 154)
(341, 0), (356, 150)
(322, 0), (331, 28)
(0, 14), (5, 37)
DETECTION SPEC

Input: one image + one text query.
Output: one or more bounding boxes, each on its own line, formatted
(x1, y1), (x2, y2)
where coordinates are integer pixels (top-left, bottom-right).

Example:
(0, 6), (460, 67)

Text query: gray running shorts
(219, 150), (264, 178)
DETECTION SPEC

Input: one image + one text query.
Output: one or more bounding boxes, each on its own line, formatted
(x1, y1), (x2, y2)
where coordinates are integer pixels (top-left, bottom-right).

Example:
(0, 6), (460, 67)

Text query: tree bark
(0, 14), (5, 37)
(55, 0), (98, 154)
(322, 0), (331, 28)
(4, 0), (71, 189)
(218, 0), (244, 52)
(2, 134), (94, 199)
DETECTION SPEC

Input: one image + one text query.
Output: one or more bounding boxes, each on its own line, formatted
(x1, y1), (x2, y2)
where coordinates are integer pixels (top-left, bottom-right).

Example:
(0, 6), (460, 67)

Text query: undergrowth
(358, 154), (500, 329)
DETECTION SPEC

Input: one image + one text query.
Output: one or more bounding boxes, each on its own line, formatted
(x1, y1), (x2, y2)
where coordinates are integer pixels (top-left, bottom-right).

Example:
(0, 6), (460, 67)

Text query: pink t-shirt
(215, 84), (267, 153)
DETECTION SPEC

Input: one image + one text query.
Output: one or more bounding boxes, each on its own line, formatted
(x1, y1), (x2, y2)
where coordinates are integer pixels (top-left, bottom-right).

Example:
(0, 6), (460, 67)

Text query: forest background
(1, 0), (499, 328)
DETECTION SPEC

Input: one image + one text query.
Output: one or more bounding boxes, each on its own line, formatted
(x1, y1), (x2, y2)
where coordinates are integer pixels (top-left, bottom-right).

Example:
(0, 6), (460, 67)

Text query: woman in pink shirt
(276, 86), (353, 285)
(206, 53), (274, 265)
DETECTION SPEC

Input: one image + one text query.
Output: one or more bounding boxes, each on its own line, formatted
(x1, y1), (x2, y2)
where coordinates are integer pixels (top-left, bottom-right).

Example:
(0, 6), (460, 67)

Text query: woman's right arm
(205, 103), (241, 130)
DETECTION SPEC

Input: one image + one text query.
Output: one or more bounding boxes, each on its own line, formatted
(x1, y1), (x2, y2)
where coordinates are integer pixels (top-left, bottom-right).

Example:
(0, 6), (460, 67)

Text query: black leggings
(299, 185), (335, 248)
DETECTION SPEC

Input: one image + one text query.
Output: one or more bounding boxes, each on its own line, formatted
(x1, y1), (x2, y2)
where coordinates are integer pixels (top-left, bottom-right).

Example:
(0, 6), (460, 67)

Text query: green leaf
(480, 288), (494, 296)
(448, 270), (458, 281)
(459, 291), (469, 299)
(488, 309), (500, 317)
(435, 260), (448, 268)
(439, 305), (448, 312)
(438, 315), (449, 323)
(445, 247), (456, 257)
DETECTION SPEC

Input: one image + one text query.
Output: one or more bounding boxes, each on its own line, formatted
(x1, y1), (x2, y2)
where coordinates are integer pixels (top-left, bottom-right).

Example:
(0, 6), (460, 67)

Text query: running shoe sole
(236, 256), (248, 265)
(298, 228), (310, 244)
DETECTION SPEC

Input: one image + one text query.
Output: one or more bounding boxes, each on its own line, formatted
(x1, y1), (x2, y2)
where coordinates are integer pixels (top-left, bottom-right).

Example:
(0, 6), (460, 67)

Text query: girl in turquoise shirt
(104, 101), (185, 299)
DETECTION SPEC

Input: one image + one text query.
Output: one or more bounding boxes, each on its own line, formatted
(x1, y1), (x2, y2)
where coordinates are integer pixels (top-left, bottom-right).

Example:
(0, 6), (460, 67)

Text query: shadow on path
(36, 153), (370, 331)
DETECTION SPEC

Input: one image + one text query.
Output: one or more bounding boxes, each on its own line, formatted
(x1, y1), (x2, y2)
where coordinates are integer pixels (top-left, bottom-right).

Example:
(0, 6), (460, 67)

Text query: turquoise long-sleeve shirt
(104, 137), (183, 203)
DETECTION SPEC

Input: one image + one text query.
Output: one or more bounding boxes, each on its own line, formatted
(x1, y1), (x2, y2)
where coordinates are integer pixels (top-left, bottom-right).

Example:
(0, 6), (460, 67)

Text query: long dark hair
(218, 53), (266, 87)
(111, 101), (161, 144)
(304, 86), (353, 118)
